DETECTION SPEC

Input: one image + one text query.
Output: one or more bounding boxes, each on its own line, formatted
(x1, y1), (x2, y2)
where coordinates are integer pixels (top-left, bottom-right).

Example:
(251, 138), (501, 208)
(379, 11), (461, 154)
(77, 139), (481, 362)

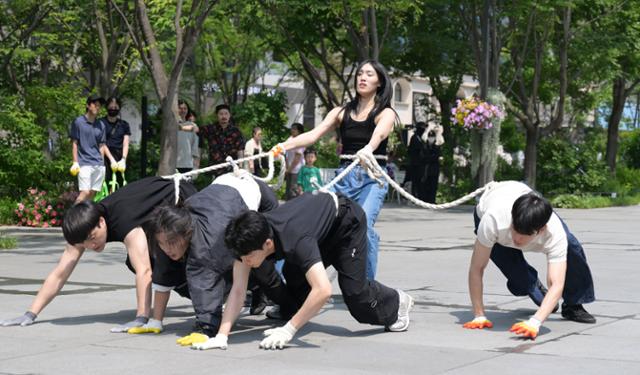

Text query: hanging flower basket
(450, 96), (505, 130)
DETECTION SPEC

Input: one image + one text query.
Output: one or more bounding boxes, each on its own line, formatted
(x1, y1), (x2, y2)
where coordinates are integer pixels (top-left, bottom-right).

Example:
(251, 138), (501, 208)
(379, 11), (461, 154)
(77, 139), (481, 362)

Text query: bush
(232, 91), (289, 151)
(0, 234), (17, 249)
(0, 197), (17, 225)
(620, 129), (640, 169)
(13, 187), (70, 228)
(536, 128), (608, 195)
(551, 193), (640, 209)
(0, 86), (85, 199)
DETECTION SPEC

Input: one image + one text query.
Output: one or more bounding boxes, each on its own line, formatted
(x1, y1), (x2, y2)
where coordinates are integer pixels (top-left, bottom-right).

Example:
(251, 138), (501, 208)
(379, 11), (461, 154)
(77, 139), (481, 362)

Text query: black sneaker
(265, 305), (293, 320)
(530, 279), (559, 313)
(250, 290), (268, 315)
(561, 303), (596, 324)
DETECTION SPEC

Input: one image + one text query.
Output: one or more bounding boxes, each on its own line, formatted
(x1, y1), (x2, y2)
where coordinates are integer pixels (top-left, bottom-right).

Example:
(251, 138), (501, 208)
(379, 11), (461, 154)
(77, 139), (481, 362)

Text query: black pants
(104, 147), (125, 191)
(283, 197), (399, 326)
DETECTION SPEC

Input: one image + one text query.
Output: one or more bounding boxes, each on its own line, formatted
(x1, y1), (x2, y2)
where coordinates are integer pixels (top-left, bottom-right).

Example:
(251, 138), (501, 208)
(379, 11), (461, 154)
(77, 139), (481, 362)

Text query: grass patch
(551, 193), (640, 209)
(0, 234), (18, 249)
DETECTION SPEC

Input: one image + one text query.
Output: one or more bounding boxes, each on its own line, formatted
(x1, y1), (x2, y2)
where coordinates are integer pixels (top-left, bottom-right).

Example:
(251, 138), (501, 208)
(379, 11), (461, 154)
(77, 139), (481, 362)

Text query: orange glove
(509, 317), (541, 339)
(270, 143), (285, 158)
(463, 316), (493, 329)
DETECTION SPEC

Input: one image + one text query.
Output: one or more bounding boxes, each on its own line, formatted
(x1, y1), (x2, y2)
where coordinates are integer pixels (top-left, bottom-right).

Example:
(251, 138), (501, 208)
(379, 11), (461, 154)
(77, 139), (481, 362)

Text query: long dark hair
(342, 60), (394, 122)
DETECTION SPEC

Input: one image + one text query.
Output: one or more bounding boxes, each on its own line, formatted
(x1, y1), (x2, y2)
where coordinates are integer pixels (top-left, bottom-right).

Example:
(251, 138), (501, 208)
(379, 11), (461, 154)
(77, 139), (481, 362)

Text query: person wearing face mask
(101, 96), (131, 189)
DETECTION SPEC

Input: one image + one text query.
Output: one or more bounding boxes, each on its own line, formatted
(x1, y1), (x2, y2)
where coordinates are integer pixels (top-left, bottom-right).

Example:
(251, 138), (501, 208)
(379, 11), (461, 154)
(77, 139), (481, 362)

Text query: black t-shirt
(98, 176), (197, 242)
(100, 117), (131, 150)
(266, 193), (337, 273)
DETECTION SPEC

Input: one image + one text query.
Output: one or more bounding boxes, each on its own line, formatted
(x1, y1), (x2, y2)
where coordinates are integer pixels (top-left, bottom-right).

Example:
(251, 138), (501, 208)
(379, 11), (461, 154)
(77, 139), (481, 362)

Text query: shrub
(0, 234), (17, 249)
(13, 188), (71, 228)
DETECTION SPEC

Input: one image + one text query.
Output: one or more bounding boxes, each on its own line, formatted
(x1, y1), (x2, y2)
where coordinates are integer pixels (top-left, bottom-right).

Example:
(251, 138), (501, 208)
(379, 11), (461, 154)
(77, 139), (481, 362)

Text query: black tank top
(339, 111), (387, 163)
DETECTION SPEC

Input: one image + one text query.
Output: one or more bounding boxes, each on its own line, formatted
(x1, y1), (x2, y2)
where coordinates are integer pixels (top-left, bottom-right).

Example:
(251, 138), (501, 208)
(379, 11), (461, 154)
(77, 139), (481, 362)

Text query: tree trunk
(471, 122), (501, 187)
(523, 125), (538, 187)
(606, 77), (626, 174)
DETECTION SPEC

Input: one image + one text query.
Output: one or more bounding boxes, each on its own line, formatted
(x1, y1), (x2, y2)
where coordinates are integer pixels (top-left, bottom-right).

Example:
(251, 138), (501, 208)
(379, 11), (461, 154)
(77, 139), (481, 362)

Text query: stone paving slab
(0, 203), (639, 374)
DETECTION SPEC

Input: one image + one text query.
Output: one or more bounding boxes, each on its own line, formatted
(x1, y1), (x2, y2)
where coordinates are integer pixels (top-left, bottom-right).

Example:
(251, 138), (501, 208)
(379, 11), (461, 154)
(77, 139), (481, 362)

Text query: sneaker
(265, 305), (293, 320)
(250, 290), (269, 315)
(561, 303), (596, 324)
(386, 289), (414, 332)
(530, 279), (559, 313)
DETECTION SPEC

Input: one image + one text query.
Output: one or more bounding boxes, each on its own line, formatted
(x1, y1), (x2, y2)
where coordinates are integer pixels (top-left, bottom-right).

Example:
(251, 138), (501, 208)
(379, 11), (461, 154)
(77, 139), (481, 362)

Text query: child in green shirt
(297, 148), (323, 194)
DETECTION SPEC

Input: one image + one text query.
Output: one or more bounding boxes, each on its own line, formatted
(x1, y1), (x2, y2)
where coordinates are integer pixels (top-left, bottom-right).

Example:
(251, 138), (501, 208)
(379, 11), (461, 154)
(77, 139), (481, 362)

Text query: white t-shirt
(285, 136), (305, 174)
(212, 172), (261, 211)
(476, 181), (567, 263)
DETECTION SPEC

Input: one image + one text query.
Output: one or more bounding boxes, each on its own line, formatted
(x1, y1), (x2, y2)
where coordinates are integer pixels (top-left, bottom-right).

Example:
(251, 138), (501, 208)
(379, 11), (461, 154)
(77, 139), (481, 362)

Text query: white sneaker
(386, 289), (414, 332)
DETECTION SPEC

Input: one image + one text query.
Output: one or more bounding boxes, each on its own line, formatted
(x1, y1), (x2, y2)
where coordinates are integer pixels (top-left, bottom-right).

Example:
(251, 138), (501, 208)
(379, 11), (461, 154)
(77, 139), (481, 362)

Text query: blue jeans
(331, 165), (388, 280)
(473, 209), (595, 305)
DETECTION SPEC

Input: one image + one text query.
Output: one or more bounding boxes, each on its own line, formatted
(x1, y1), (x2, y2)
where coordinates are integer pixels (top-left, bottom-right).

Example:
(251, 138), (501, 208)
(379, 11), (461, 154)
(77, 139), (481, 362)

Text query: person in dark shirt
(199, 104), (244, 176)
(191, 192), (414, 351)
(100, 96), (131, 190)
(144, 172), (297, 347)
(0, 177), (196, 331)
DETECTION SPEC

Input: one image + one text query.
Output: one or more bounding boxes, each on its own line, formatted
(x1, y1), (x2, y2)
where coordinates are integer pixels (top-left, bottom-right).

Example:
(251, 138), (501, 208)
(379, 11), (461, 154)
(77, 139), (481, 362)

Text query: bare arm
(288, 262), (332, 330)
(102, 144), (116, 164)
(468, 239), (492, 317)
(29, 243), (85, 315)
(123, 227), (152, 317)
(122, 135), (130, 159)
(533, 261), (566, 322)
(72, 141), (79, 163)
(280, 107), (343, 151)
(217, 260), (250, 336)
(366, 108), (396, 151)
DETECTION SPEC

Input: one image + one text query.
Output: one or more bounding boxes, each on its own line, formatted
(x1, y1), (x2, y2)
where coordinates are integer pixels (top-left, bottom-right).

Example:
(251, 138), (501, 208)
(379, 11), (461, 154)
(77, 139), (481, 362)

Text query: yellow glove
(462, 316), (493, 329)
(128, 318), (162, 334)
(70, 162), (80, 176)
(509, 317), (541, 340)
(176, 332), (209, 346)
(110, 160), (118, 172)
(270, 143), (285, 158)
(117, 159), (126, 172)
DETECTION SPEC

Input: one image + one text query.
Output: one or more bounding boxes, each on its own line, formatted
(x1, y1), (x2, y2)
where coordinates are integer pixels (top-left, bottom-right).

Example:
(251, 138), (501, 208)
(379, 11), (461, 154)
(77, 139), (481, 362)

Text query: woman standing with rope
(272, 60), (397, 280)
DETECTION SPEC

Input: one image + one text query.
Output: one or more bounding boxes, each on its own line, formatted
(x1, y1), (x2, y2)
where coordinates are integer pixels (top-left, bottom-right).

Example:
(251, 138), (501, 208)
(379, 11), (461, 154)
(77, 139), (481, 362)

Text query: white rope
(323, 154), (496, 210)
(163, 152), (286, 204)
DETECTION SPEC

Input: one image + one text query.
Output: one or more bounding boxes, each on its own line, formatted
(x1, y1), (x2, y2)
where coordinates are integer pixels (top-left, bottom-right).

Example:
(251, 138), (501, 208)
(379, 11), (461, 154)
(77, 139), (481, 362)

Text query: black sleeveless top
(339, 110), (387, 164)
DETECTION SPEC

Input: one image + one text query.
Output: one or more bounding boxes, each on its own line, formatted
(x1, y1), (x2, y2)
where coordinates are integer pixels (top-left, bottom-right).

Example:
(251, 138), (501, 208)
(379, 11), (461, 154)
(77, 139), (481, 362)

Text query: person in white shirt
(244, 127), (264, 176)
(463, 181), (595, 340)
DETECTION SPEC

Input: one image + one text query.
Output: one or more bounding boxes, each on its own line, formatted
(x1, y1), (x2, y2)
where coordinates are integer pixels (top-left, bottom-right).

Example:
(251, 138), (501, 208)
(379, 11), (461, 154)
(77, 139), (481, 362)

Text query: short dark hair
(224, 211), (272, 257)
(62, 201), (103, 245)
(106, 96), (122, 108)
(144, 205), (194, 250)
(215, 104), (230, 113)
(304, 147), (316, 156)
(291, 123), (304, 133)
(511, 192), (553, 235)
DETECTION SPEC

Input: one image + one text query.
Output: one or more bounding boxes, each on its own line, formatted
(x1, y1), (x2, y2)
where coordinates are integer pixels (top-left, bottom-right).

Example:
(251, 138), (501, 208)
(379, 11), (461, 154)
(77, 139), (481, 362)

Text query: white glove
(191, 333), (228, 350)
(127, 318), (163, 334)
(110, 316), (148, 333)
(117, 159), (126, 172)
(355, 145), (383, 182)
(0, 311), (37, 327)
(70, 162), (80, 176)
(259, 321), (297, 350)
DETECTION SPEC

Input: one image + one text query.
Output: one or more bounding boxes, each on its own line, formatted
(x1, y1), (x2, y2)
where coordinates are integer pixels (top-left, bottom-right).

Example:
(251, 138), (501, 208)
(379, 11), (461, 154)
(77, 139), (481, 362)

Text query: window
(394, 82), (403, 103)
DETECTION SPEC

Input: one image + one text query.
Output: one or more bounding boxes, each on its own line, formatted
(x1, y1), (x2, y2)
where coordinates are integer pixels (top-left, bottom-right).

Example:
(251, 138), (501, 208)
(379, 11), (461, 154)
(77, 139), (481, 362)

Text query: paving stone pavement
(0, 203), (638, 375)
